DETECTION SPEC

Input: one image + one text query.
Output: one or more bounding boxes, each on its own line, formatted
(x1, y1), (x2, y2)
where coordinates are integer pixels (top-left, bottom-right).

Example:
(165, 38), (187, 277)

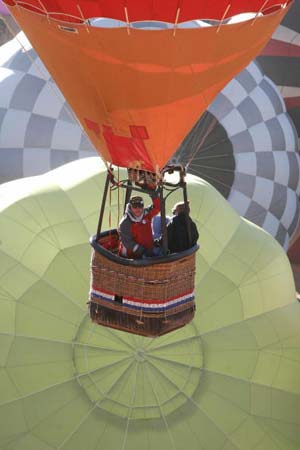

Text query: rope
(117, 167), (120, 226)
(108, 181), (112, 230)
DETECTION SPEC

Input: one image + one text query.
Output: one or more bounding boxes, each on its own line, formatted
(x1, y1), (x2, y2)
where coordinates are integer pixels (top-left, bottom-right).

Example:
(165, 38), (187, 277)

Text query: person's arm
(119, 218), (144, 255)
(144, 191), (161, 219)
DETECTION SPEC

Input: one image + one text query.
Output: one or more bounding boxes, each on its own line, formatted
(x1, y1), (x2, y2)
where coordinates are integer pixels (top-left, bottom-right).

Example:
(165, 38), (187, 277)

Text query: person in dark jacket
(119, 192), (160, 259)
(167, 201), (199, 253)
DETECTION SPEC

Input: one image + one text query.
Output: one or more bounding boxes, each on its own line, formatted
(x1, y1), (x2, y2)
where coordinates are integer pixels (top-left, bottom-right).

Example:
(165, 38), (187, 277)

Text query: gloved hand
(149, 188), (160, 198)
(145, 182), (157, 191)
(154, 238), (161, 247)
(134, 245), (145, 258)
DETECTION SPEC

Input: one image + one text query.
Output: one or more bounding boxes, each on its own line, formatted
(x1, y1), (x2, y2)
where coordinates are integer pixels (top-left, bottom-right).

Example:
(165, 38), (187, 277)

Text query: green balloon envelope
(0, 158), (299, 450)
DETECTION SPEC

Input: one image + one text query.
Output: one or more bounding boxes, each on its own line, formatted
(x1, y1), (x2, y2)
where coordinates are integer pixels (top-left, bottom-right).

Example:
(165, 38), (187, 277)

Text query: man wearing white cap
(119, 192), (160, 258)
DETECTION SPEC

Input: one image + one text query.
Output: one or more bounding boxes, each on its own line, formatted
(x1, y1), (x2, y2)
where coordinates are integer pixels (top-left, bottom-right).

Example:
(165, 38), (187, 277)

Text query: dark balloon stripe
(285, 97), (300, 109)
(287, 107), (300, 135)
(261, 39), (300, 58)
(257, 56), (300, 88)
(288, 236), (300, 264)
(281, 0), (300, 33)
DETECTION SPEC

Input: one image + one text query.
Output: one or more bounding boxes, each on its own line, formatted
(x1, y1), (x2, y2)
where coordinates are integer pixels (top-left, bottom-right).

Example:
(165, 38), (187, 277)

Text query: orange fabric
(8, 4), (290, 170)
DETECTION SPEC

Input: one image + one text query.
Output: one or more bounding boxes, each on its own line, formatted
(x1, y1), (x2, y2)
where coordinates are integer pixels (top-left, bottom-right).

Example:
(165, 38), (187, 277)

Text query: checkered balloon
(0, 32), (95, 183)
(257, 0), (300, 147)
(173, 61), (300, 250)
(256, 0), (300, 250)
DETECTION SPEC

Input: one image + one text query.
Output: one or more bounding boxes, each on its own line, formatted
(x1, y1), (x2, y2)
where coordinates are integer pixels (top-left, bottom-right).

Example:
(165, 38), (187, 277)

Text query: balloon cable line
(175, 142), (236, 192)
(177, 156), (236, 182)
(173, 112), (296, 215)
(189, 154), (299, 223)
(108, 179), (112, 230)
(173, 110), (221, 172)
(117, 166), (120, 227)
(190, 150), (232, 160)
(189, 162), (234, 174)
(184, 116), (220, 168)
(188, 161), (235, 187)
(216, 3), (231, 33)
(188, 172), (232, 194)
(182, 134), (231, 158)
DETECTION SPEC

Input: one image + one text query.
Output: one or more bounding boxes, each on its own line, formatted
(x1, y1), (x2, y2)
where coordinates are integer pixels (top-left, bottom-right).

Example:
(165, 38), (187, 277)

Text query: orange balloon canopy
(5, 0), (292, 171)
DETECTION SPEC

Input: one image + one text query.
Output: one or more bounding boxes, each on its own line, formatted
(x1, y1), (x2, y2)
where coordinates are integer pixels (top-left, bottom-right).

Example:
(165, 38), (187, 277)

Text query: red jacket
(119, 196), (160, 258)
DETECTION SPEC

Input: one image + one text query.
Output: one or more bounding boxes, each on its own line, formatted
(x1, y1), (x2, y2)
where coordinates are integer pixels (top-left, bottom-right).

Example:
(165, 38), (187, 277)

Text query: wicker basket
(89, 231), (198, 337)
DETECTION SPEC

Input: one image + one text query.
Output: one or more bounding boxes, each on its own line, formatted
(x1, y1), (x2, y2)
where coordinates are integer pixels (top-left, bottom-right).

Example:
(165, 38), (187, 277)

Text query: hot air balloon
(0, 31), (95, 184)
(0, 158), (299, 450)
(4, 0), (293, 336)
(257, 0), (300, 145)
(172, 61), (300, 251)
